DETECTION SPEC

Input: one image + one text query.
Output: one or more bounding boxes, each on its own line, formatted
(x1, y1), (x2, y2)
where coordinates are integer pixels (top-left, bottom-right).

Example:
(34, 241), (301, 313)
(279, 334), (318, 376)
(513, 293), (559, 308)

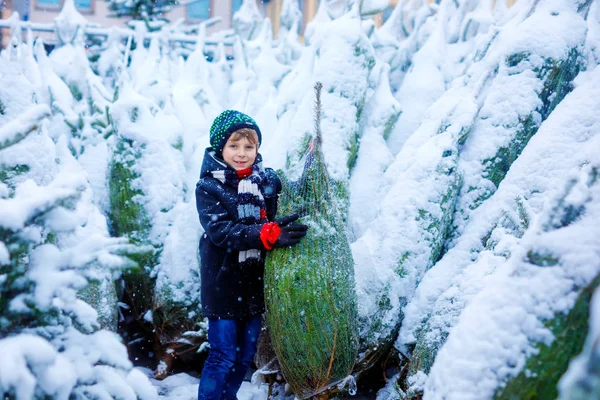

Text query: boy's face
(222, 136), (258, 170)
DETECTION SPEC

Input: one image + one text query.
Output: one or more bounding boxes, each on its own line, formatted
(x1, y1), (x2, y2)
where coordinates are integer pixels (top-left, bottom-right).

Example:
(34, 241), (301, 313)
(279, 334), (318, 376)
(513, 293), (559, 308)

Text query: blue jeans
(198, 317), (262, 400)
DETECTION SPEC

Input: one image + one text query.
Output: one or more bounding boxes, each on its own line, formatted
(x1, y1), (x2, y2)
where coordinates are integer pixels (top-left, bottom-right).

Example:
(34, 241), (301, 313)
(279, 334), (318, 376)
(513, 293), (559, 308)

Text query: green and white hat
(209, 110), (262, 157)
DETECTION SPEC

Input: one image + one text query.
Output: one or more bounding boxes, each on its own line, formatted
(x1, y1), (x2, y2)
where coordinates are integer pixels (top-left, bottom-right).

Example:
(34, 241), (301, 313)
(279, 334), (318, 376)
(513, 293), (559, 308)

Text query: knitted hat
(210, 110), (262, 157)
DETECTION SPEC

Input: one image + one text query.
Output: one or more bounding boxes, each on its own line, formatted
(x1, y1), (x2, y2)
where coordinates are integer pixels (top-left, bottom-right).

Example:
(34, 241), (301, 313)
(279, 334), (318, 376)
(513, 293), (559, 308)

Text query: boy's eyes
(228, 143), (255, 150)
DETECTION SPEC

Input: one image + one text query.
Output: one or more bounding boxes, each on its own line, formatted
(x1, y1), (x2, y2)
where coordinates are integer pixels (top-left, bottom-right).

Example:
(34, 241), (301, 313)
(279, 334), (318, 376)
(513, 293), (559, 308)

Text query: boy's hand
(275, 213), (300, 227)
(260, 214), (308, 250)
(273, 223), (308, 248)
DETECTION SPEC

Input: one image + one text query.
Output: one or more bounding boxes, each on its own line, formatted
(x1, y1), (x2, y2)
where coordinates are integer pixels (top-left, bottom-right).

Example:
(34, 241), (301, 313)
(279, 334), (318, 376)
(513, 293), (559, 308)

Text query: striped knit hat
(210, 110), (262, 158)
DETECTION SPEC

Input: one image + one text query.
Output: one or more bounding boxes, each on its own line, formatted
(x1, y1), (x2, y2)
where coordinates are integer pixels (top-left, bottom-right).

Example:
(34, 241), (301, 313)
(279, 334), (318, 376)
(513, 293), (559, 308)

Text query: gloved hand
(260, 214), (308, 250)
(275, 213), (300, 227)
(273, 220), (308, 248)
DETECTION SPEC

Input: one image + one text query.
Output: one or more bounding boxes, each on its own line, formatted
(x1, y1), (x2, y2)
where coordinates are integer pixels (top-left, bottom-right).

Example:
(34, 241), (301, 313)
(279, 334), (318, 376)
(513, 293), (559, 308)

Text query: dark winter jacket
(195, 148), (281, 319)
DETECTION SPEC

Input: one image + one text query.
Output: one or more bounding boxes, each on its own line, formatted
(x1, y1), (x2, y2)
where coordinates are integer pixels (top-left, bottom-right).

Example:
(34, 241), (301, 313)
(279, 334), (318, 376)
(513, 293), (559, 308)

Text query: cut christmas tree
(264, 83), (359, 399)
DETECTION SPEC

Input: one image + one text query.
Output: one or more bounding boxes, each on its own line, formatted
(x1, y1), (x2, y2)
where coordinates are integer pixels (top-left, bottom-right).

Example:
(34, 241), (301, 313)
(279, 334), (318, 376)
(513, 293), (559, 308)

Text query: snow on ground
(145, 370), (268, 400)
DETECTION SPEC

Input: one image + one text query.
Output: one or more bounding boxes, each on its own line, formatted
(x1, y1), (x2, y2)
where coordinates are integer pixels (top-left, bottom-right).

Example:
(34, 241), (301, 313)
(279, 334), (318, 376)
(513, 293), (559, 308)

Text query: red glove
(260, 214), (308, 250)
(260, 222), (282, 250)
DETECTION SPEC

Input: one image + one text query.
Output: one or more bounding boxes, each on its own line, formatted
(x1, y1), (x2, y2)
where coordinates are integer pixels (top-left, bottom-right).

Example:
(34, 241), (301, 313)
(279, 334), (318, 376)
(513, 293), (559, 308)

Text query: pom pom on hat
(210, 110), (262, 157)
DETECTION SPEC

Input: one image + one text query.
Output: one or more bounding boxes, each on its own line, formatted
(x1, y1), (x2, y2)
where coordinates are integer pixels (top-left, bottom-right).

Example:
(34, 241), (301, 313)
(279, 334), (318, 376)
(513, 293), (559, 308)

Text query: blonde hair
(229, 128), (259, 147)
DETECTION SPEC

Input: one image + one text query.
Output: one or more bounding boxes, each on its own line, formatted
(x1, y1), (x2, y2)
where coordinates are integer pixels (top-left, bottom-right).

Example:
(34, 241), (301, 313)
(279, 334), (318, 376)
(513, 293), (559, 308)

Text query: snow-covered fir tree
(105, 0), (178, 28)
(0, 37), (156, 400)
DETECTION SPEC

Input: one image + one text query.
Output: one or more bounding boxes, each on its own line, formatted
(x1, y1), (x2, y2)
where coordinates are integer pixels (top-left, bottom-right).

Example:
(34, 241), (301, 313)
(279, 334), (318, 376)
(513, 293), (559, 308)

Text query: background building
(0, 0), (388, 44)
(0, 0), (518, 48)
(0, 0), (261, 32)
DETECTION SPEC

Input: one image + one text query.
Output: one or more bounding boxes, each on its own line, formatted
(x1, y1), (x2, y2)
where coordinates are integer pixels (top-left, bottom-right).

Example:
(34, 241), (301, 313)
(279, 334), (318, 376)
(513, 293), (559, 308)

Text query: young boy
(195, 110), (308, 400)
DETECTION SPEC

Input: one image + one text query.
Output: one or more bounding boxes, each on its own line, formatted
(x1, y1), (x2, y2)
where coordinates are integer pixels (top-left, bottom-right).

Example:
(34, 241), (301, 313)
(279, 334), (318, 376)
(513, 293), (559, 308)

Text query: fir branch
(0, 105), (50, 151)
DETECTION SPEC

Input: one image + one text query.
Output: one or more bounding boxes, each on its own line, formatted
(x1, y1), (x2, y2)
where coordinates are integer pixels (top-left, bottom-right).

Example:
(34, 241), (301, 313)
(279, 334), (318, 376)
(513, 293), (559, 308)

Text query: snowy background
(1, 0), (600, 399)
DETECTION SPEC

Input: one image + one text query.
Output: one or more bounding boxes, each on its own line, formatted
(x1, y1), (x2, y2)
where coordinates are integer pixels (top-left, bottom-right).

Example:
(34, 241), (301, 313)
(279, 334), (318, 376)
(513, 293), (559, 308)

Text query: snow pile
(233, 0), (264, 40)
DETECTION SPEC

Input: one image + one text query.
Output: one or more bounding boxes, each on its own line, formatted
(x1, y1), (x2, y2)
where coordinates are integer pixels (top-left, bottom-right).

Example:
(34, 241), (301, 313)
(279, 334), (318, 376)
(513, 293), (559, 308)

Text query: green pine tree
(265, 83), (359, 399)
